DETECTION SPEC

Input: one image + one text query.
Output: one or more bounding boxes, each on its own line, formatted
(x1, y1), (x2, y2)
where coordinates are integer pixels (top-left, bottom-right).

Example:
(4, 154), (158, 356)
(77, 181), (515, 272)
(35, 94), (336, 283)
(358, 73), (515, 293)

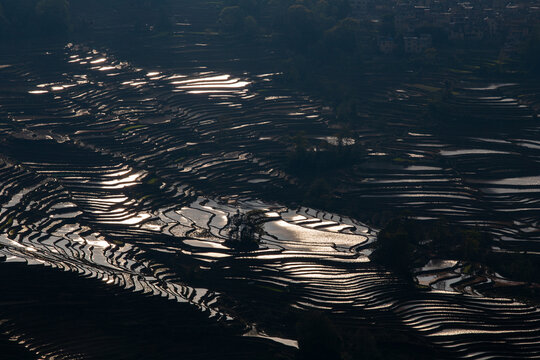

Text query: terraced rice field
(0, 3), (539, 359)
(347, 81), (540, 253)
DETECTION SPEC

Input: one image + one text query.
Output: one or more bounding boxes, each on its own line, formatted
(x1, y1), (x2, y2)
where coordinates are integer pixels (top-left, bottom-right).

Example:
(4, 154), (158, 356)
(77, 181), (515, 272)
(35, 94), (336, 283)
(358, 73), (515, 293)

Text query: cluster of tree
(218, 0), (351, 37)
(486, 252), (540, 285)
(226, 209), (266, 250)
(371, 217), (540, 297)
(217, 0), (373, 86)
(0, 0), (71, 37)
(370, 218), (492, 279)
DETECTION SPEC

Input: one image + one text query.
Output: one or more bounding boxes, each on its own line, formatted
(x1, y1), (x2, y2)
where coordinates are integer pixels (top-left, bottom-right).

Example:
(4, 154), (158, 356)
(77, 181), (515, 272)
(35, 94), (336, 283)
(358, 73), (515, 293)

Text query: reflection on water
(244, 327), (299, 349)
(465, 83), (518, 91)
(440, 148), (511, 156)
(264, 220), (369, 251)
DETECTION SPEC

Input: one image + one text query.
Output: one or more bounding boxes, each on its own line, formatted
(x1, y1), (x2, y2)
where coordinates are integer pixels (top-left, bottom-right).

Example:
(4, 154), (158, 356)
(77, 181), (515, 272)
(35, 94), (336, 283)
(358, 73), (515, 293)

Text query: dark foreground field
(0, 262), (295, 360)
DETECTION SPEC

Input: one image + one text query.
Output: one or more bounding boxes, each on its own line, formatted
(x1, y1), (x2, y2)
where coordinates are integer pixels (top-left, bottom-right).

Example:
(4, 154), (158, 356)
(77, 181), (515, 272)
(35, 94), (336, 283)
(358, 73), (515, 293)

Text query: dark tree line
(216, 0), (377, 129)
(371, 217), (540, 296)
(0, 0), (173, 39)
(218, 0), (368, 58)
(0, 0), (70, 36)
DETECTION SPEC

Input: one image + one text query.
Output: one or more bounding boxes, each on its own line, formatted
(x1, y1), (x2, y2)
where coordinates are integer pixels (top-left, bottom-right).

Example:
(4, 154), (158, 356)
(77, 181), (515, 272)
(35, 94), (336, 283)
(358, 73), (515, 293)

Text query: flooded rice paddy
(1, 7), (540, 359)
